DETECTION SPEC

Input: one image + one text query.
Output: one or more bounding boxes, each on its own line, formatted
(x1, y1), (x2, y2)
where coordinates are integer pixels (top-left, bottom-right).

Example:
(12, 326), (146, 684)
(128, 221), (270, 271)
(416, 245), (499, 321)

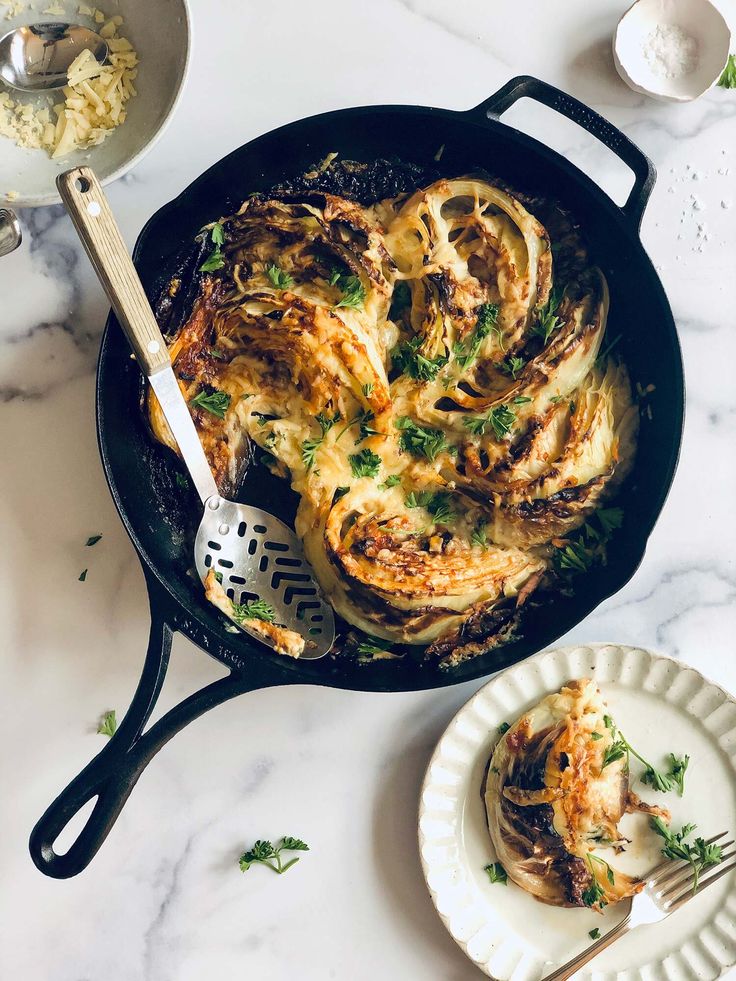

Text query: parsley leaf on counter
(266, 264), (295, 290)
(78, 569), (88, 581)
(190, 387), (231, 419)
(483, 862), (507, 885)
(97, 710), (117, 738)
(85, 535), (102, 547)
(239, 836), (309, 875)
(589, 928), (601, 940)
(718, 54), (736, 88)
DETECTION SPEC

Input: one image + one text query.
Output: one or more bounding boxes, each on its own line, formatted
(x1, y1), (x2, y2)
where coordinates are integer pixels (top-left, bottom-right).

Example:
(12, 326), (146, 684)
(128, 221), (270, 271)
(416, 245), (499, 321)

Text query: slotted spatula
(58, 166), (335, 659)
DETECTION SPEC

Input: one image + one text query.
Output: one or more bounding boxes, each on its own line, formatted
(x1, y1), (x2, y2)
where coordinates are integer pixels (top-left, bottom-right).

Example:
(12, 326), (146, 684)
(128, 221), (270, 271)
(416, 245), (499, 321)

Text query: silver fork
(544, 832), (736, 981)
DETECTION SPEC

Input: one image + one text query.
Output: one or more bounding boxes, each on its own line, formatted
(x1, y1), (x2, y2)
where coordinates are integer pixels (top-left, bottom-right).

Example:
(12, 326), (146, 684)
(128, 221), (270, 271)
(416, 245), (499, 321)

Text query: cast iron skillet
(29, 76), (684, 878)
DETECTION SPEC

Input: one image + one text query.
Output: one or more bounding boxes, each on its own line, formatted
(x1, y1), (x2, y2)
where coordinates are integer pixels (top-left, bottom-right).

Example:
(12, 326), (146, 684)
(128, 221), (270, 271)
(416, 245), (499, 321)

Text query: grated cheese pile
(0, 6), (139, 157)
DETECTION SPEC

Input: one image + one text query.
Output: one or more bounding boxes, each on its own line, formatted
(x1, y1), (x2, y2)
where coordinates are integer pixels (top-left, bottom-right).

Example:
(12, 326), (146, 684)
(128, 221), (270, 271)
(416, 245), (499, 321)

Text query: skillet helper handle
(470, 75), (655, 230)
(29, 585), (259, 879)
(56, 167), (170, 376)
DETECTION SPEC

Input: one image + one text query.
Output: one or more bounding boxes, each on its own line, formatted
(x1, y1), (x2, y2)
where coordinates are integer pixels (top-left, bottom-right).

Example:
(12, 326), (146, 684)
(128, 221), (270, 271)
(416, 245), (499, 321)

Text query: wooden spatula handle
(57, 166), (170, 376)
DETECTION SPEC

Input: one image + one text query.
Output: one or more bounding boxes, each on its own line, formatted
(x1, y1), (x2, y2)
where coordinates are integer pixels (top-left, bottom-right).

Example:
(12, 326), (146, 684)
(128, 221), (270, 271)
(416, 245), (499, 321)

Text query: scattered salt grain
(721, 200), (732, 210)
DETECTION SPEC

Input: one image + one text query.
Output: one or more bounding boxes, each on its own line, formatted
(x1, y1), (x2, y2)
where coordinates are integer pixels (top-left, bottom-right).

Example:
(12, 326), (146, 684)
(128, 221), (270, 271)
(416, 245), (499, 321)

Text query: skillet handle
(468, 75), (655, 231)
(28, 584), (264, 879)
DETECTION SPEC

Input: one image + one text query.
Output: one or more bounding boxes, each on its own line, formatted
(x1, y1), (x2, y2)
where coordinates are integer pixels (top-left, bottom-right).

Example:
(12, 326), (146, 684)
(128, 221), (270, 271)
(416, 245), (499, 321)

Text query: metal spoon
(56, 166), (335, 660)
(0, 22), (107, 91)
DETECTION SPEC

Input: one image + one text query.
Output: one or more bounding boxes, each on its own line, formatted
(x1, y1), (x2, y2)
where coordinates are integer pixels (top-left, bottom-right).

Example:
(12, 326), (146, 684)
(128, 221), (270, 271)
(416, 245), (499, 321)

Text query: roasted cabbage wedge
(149, 171), (638, 659)
(485, 680), (666, 910)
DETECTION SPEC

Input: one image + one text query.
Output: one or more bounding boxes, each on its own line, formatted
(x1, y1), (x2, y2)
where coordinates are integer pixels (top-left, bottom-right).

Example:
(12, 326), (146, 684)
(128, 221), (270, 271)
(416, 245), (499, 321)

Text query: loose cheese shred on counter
(0, 6), (139, 157)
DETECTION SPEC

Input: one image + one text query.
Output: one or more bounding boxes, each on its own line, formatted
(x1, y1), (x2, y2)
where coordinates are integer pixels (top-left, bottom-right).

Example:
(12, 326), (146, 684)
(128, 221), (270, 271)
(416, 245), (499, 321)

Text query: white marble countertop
(1, 1), (735, 978)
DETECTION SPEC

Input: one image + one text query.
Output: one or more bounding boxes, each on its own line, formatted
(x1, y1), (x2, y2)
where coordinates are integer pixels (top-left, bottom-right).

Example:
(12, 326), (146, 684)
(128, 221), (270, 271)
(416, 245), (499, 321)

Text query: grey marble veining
(1, 0), (735, 979)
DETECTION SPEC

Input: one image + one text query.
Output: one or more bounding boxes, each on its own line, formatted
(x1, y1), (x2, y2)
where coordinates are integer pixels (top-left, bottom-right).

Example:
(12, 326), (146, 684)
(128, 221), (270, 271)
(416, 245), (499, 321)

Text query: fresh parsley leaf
(210, 347), (226, 361)
(378, 475), (401, 490)
(392, 335), (448, 382)
(498, 722), (511, 735)
(266, 264), (294, 289)
(349, 448), (382, 479)
(589, 928), (601, 940)
(668, 754), (690, 797)
(718, 54), (736, 87)
(356, 408), (379, 442)
(405, 490), (433, 509)
(513, 395), (532, 404)
(78, 569), (88, 581)
(85, 535), (102, 547)
(650, 817), (722, 893)
(334, 274), (366, 309)
(190, 387), (231, 419)
(239, 836), (309, 875)
(175, 473), (189, 490)
(316, 410), (341, 436)
(301, 437), (322, 471)
(601, 741), (627, 768)
(582, 853), (612, 908)
(200, 249), (225, 273)
(231, 599), (276, 623)
(532, 285), (564, 344)
(210, 222), (225, 246)
(362, 382), (374, 397)
(454, 302), (502, 368)
(597, 507), (624, 536)
(395, 417), (448, 461)
(356, 634), (393, 657)
(413, 492), (456, 526)
(97, 709), (117, 737)
(463, 404), (516, 440)
(502, 355), (526, 380)
(471, 523), (488, 547)
(334, 486), (350, 502)
(484, 862), (507, 885)
(590, 731), (603, 740)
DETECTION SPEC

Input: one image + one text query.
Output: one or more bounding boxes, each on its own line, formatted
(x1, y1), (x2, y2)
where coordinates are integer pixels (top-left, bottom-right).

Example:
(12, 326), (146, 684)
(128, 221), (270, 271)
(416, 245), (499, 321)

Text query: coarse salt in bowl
(614, 0), (731, 102)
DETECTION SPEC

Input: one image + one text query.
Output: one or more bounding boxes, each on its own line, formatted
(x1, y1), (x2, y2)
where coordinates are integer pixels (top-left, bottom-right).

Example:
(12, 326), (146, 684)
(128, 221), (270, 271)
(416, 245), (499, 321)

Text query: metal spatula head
(195, 498), (334, 658)
(57, 166), (335, 660)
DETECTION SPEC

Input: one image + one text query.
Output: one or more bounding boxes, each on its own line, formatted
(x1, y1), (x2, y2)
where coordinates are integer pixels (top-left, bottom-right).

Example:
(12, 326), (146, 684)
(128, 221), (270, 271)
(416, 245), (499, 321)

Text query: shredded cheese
(0, 3), (139, 158)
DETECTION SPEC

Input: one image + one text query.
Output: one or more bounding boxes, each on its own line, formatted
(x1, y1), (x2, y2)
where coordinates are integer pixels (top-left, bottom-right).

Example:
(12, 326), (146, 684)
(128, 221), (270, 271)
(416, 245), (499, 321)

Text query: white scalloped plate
(419, 644), (736, 980)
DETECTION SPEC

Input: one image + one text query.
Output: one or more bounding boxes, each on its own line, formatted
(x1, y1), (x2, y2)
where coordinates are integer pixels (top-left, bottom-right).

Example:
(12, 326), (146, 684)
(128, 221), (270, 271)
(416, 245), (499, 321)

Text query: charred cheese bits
(149, 174), (638, 658)
(485, 680), (667, 910)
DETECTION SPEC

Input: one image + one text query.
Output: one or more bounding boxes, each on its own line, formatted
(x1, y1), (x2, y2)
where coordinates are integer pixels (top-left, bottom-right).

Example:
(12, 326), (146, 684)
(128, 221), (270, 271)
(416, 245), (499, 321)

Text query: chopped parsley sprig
(97, 710), (117, 738)
(239, 836), (309, 875)
(349, 448), (382, 479)
(718, 54), (736, 88)
(333, 273), (366, 309)
(190, 387), (232, 419)
(200, 222), (227, 272)
(463, 404), (516, 440)
(454, 302), (502, 368)
(483, 862), (507, 885)
(395, 416), (450, 461)
(405, 491), (455, 525)
(553, 507), (624, 577)
(231, 599), (276, 624)
(601, 715), (690, 797)
(392, 336), (448, 382)
(531, 285), (564, 345)
(266, 263), (295, 290)
(650, 818), (723, 893)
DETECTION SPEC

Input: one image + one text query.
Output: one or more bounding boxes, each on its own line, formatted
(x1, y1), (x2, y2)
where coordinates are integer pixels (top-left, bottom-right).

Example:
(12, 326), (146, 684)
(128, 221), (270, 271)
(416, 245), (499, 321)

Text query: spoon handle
(57, 167), (170, 375)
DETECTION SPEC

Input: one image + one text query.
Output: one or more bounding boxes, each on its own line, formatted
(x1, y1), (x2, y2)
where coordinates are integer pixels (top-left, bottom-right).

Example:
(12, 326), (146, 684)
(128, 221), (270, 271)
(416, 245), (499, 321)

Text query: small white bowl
(613, 0), (731, 103)
(0, 0), (191, 207)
